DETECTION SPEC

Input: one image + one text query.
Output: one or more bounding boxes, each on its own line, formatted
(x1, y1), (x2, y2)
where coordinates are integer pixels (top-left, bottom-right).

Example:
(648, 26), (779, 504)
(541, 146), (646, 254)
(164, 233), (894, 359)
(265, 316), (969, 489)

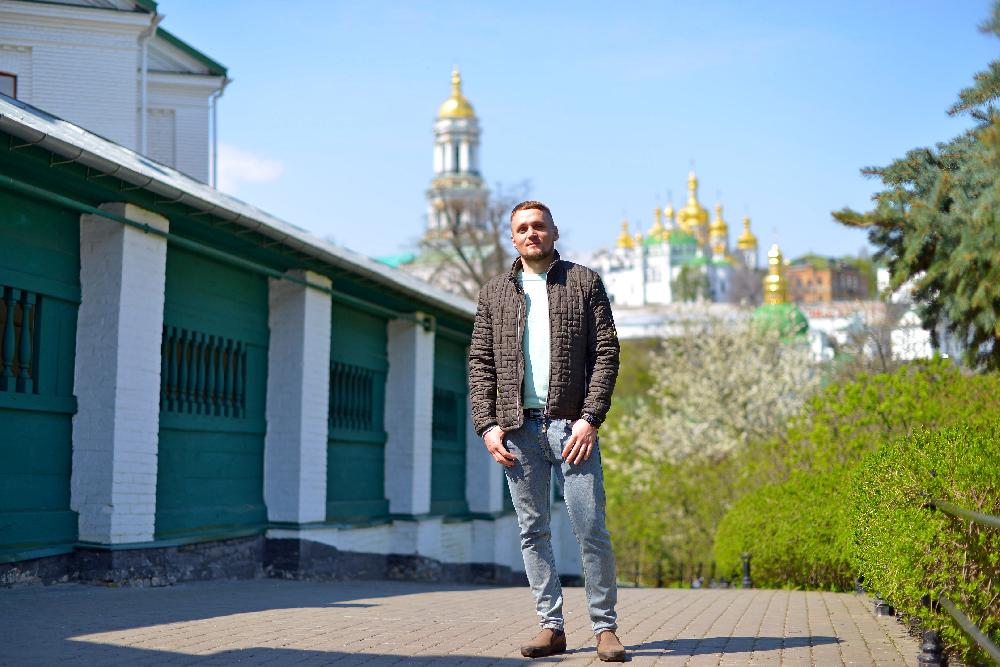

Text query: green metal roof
(376, 252), (418, 268)
(156, 27), (228, 77)
(669, 231), (698, 245)
(752, 303), (809, 338)
(135, 0), (157, 13)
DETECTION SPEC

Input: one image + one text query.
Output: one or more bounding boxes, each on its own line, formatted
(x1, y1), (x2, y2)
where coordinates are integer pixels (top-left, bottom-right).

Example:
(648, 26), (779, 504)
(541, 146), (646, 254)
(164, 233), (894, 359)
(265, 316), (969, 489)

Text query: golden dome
(616, 220), (635, 249)
(737, 215), (758, 250)
(709, 202), (728, 237)
(663, 203), (675, 229)
(676, 171), (709, 237)
(634, 231), (644, 245)
(437, 68), (476, 119)
(763, 243), (787, 304)
(649, 207), (668, 242)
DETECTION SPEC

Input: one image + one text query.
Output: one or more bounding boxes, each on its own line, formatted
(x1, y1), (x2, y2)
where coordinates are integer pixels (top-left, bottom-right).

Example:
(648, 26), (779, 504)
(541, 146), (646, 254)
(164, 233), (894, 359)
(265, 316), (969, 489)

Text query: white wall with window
(0, 0), (226, 183)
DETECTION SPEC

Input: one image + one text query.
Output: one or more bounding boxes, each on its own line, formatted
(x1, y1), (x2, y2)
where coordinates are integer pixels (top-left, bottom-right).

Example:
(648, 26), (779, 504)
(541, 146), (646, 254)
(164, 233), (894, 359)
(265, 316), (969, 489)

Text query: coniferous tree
(833, 3), (1000, 369)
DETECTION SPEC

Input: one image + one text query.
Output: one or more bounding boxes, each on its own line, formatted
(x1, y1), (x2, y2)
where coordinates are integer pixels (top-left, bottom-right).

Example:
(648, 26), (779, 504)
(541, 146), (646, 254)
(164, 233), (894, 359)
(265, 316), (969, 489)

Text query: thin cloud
(217, 143), (284, 194)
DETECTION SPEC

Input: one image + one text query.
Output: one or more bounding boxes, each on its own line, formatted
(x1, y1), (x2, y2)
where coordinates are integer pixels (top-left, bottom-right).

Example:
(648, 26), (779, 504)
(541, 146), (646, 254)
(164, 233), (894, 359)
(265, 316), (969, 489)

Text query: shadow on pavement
(624, 634), (841, 657)
(0, 578), (513, 664)
(8, 645), (531, 666)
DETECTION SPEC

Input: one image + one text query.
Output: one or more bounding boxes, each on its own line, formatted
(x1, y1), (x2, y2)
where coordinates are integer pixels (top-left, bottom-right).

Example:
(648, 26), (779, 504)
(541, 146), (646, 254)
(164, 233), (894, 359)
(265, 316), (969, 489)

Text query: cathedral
(596, 172), (760, 306)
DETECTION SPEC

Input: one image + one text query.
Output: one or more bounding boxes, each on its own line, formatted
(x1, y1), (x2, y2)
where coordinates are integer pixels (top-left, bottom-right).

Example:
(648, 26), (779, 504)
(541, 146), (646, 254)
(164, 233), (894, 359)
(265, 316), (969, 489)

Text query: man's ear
(553, 225), (560, 242)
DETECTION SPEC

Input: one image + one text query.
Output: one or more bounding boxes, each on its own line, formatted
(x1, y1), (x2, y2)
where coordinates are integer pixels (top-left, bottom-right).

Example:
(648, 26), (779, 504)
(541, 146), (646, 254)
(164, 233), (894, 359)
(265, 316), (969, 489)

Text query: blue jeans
(503, 413), (618, 635)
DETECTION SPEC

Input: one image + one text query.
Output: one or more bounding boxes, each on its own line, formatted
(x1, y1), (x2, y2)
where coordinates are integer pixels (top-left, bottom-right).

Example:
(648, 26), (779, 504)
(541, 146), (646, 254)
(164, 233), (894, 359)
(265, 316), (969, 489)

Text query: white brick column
(466, 395), (503, 514)
(384, 313), (435, 515)
(70, 203), (168, 545)
(264, 271), (332, 524)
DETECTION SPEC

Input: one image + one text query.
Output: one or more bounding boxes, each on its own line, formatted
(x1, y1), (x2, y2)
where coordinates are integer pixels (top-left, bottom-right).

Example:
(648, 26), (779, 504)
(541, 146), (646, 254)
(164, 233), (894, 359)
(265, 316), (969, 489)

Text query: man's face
(511, 208), (558, 262)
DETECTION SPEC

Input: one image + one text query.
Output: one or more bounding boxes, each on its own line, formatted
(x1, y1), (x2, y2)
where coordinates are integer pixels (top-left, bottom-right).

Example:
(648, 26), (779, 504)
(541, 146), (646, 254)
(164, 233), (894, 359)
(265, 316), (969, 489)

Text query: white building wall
(465, 397), (504, 514)
(146, 107), (175, 167)
(384, 315), (435, 516)
(264, 271), (332, 525)
(0, 2), (146, 149)
(0, 3), (221, 181)
(147, 74), (216, 182)
(70, 203), (168, 545)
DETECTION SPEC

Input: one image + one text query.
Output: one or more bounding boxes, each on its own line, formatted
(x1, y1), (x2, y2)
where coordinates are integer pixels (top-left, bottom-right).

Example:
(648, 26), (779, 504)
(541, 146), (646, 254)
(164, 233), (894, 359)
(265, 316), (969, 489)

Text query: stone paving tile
(0, 579), (920, 666)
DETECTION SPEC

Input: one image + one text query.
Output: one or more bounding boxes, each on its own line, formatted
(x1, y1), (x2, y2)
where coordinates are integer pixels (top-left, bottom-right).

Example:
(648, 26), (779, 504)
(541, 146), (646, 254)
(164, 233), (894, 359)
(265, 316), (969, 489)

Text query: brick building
(786, 259), (867, 303)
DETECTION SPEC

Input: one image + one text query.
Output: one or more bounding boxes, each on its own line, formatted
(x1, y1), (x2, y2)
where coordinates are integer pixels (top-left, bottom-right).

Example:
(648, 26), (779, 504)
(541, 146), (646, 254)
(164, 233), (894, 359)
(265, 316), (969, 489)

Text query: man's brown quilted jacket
(468, 250), (620, 437)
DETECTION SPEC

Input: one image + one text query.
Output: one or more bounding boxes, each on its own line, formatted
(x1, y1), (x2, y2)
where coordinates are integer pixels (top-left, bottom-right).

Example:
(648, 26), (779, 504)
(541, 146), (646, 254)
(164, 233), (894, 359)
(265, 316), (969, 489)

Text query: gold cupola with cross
(437, 68), (476, 119)
(616, 220), (636, 249)
(648, 206), (669, 243)
(763, 243), (788, 304)
(736, 215), (759, 269)
(709, 202), (729, 259)
(676, 171), (709, 243)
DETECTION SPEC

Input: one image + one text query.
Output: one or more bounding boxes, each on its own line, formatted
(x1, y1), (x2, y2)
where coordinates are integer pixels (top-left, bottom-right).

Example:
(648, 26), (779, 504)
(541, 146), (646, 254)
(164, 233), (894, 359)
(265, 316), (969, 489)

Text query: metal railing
(920, 498), (1000, 665)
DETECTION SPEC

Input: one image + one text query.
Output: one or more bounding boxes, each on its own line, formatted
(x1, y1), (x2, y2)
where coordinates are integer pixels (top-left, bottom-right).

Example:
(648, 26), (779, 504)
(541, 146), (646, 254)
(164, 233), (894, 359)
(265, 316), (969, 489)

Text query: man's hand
(484, 426), (516, 467)
(561, 419), (596, 464)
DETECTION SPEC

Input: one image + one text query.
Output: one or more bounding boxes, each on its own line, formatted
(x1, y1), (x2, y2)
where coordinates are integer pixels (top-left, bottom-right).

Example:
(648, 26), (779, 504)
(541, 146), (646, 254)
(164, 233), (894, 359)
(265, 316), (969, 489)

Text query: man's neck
(522, 252), (554, 275)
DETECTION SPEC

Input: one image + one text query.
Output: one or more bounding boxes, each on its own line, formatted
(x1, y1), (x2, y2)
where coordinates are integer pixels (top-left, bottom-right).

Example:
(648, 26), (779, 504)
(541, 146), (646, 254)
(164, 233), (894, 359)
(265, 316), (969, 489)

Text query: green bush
(713, 469), (855, 590)
(849, 422), (1000, 665)
(746, 359), (1000, 483)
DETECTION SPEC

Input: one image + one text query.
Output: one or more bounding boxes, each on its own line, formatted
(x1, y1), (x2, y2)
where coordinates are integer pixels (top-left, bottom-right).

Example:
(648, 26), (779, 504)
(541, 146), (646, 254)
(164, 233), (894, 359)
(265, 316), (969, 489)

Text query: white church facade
(596, 171), (760, 307)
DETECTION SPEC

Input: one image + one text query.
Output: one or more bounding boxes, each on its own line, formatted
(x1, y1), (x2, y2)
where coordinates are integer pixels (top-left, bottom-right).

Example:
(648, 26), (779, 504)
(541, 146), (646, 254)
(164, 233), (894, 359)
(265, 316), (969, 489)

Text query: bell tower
(426, 68), (489, 238)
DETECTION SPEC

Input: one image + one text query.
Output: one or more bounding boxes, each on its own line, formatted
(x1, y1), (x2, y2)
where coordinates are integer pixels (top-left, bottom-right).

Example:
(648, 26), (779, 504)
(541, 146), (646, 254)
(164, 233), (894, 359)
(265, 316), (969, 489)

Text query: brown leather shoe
(596, 630), (626, 662)
(520, 628), (567, 658)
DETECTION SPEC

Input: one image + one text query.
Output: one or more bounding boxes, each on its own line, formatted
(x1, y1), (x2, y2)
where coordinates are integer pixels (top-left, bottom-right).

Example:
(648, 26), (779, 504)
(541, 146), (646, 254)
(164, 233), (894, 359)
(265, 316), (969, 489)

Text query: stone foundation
(0, 536), (557, 588)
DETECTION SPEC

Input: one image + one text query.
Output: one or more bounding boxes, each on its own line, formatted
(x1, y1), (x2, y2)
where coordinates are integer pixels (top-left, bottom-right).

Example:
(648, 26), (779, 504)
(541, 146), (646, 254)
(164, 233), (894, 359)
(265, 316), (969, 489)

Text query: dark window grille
(328, 361), (377, 432)
(160, 326), (247, 417)
(0, 285), (39, 394)
(432, 387), (462, 441)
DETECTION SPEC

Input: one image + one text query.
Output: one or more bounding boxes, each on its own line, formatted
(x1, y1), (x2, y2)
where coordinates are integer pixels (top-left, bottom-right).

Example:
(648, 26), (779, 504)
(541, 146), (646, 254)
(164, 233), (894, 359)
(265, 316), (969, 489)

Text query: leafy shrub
(713, 469), (855, 590)
(746, 358), (1000, 483)
(849, 422), (1000, 665)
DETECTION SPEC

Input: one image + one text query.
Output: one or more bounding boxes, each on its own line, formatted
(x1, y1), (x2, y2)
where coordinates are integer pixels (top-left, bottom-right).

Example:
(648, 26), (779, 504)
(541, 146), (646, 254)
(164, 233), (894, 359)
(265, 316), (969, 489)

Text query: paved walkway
(0, 579), (919, 666)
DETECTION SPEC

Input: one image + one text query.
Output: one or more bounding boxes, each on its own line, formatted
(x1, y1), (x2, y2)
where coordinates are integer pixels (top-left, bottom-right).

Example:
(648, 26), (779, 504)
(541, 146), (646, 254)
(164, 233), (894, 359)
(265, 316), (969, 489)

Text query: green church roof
(752, 303), (809, 339)
(375, 252), (418, 268)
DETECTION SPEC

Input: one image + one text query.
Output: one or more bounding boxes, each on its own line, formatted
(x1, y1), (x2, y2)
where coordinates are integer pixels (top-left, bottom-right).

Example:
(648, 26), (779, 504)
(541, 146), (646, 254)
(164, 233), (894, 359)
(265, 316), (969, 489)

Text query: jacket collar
(508, 249), (562, 283)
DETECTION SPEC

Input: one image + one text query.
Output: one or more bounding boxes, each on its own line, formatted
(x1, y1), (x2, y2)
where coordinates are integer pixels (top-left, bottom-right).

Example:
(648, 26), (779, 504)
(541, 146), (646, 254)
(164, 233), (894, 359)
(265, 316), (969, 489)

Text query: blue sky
(163, 0), (996, 263)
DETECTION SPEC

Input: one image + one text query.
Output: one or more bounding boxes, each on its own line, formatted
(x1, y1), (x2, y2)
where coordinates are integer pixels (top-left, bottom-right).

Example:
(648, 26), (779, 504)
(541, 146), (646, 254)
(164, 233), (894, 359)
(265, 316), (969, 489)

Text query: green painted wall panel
(431, 337), (468, 515)
(0, 190), (81, 293)
(0, 191), (79, 561)
(156, 245), (268, 540)
(327, 302), (389, 521)
(162, 246), (269, 346)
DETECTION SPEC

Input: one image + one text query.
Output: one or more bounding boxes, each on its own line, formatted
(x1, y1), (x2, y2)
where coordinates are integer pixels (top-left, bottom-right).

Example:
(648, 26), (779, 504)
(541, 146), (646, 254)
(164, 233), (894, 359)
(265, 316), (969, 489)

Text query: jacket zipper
(543, 270), (554, 422)
(515, 283), (526, 426)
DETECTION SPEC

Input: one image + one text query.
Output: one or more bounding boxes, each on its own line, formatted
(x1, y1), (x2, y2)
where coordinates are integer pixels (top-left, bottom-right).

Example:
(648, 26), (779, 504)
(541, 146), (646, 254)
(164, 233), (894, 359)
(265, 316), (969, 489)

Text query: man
(468, 201), (625, 661)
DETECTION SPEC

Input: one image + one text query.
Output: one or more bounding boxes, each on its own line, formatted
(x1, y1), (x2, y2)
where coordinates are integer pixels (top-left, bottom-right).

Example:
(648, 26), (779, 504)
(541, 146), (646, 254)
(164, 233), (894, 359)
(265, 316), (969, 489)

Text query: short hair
(510, 200), (555, 224)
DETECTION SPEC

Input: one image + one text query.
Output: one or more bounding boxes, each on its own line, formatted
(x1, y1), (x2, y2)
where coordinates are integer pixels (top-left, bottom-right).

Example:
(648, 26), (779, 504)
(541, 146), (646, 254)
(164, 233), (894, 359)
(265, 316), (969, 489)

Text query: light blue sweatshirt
(518, 271), (550, 409)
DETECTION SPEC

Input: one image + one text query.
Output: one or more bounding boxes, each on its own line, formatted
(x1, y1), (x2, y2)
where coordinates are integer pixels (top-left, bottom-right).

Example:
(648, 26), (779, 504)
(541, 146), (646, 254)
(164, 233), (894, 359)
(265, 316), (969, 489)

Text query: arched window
(0, 72), (16, 99)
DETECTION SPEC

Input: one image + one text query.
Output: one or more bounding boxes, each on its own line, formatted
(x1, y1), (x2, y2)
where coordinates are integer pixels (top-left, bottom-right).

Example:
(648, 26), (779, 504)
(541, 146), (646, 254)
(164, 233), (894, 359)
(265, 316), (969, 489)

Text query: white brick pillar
(70, 203), (168, 545)
(384, 313), (435, 515)
(466, 395), (503, 514)
(264, 271), (332, 524)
